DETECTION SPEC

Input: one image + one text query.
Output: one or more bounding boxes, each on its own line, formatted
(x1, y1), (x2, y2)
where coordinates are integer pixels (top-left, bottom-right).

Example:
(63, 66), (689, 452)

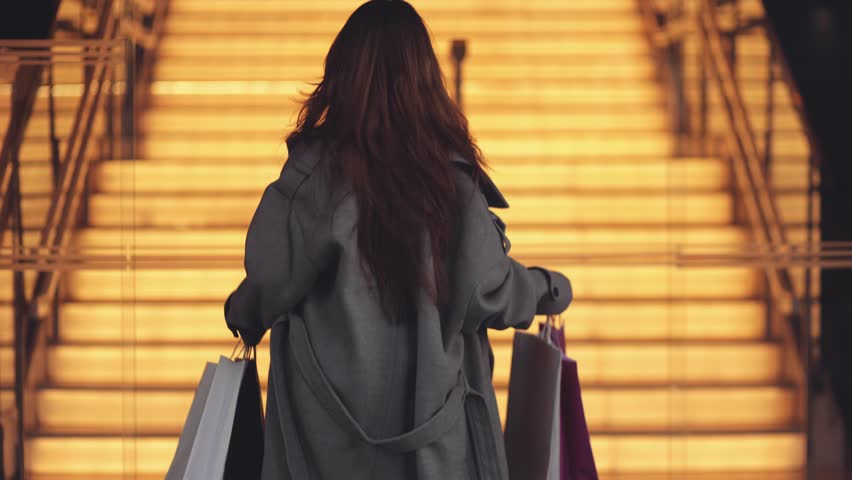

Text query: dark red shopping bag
(546, 322), (598, 480)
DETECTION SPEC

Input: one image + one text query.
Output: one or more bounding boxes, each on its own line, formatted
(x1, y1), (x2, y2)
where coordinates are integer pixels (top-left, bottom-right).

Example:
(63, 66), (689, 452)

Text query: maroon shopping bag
(546, 323), (598, 480)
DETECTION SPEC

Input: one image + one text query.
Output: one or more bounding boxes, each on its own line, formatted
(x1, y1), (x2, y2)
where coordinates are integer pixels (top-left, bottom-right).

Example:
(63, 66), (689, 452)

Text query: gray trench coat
(224, 139), (572, 479)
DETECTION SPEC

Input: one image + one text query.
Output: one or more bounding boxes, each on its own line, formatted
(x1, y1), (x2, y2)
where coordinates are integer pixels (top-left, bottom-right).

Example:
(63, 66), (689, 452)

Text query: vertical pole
(762, 43), (776, 343)
(45, 62), (62, 344)
(698, 38), (708, 154)
(668, 0), (690, 155)
(105, 56), (116, 163)
(9, 119), (25, 480)
(764, 43), (775, 177)
(803, 154), (816, 478)
(47, 63), (61, 190)
(122, 37), (135, 160)
(451, 39), (467, 113)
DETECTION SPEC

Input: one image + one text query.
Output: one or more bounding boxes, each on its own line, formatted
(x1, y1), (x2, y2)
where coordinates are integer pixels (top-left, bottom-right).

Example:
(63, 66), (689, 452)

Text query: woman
(223, 1), (572, 478)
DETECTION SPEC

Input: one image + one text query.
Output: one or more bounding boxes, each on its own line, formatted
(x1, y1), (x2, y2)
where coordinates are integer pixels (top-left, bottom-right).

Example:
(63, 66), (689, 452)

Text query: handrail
(0, 4), (63, 475)
(639, 0), (810, 322)
(6, 0), (170, 342)
(636, 0), (819, 439)
(33, 2), (118, 316)
(0, 0), (169, 476)
(0, 0), (167, 477)
(715, 1), (824, 455)
(695, 0), (796, 305)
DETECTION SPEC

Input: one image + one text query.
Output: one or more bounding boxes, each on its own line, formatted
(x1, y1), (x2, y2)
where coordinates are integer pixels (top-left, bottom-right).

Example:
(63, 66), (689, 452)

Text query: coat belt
(270, 314), (502, 479)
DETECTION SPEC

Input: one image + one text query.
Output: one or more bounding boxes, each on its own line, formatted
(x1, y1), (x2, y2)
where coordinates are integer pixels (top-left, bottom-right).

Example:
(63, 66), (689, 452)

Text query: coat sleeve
(223, 170), (331, 346)
(464, 194), (572, 332)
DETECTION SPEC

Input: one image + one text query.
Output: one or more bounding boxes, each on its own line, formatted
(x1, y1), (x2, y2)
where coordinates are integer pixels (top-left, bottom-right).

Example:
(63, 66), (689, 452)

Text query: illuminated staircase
(0, 0), (815, 477)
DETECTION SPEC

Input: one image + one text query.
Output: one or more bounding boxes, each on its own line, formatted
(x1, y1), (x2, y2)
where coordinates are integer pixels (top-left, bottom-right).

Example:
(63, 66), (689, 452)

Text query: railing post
(47, 64), (61, 189)
(698, 35), (708, 153)
(803, 153), (817, 474)
(122, 36), (135, 160)
(669, 0), (691, 155)
(121, 34), (137, 160)
(451, 39), (467, 112)
(9, 139), (25, 480)
(105, 56), (116, 163)
(764, 42), (776, 175)
(668, 38), (690, 154)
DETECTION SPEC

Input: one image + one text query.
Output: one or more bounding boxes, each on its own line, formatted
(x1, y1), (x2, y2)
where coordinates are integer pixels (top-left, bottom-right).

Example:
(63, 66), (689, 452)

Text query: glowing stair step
(35, 385), (795, 434)
(683, 62), (801, 81)
(146, 82), (664, 109)
(489, 161), (811, 192)
(92, 159), (729, 193)
(496, 385), (797, 430)
(15, 61), (789, 92)
(78, 191), (810, 227)
(10, 163), (55, 195)
(135, 132), (812, 159)
(138, 133), (675, 160)
(87, 190), (729, 227)
(39, 342), (783, 388)
(40, 225), (814, 250)
(685, 83), (795, 107)
(72, 225), (752, 246)
(2, 64), (84, 85)
(8, 196), (51, 229)
(152, 58), (772, 81)
(138, 105), (804, 134)
(157, 35), (649, 57)
(53, 300), (768, 344)
(6, 197), (813, 281)
(1, 113), (99, 139)
(0, 273), (37, 305)
(165, 13), (645, 35)
(142, 74), (790, 109)
(0, 348), (11, 385)
(165, 0), (641, 15)
(61, 264), (760, 301)
(0, 93), (80, 111)
(153, 60), (659, 82)
(24, 432), (804, 474)
(140, 109), (670, 134)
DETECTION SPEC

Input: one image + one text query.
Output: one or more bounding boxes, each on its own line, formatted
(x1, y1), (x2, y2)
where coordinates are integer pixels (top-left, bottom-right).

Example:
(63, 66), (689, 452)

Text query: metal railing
(0, 5), (66, 478)
(450, 39), (467, 110)
(0, 33), (123, 480)
(637, 0), (823, 465)
(0, 0), (169, 477)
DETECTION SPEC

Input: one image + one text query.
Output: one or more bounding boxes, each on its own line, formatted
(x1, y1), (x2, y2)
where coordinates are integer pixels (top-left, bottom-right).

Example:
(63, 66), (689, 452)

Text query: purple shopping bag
(545, 323), (599, 480)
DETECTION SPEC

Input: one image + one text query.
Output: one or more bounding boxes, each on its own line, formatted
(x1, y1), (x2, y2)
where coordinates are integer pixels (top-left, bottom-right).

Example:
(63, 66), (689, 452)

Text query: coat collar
(451, 155), (509, 209)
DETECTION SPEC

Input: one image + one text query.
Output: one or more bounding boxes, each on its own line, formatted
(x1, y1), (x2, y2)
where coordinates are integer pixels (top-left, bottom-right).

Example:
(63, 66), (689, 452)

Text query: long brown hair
(287, 0), (488, 321)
